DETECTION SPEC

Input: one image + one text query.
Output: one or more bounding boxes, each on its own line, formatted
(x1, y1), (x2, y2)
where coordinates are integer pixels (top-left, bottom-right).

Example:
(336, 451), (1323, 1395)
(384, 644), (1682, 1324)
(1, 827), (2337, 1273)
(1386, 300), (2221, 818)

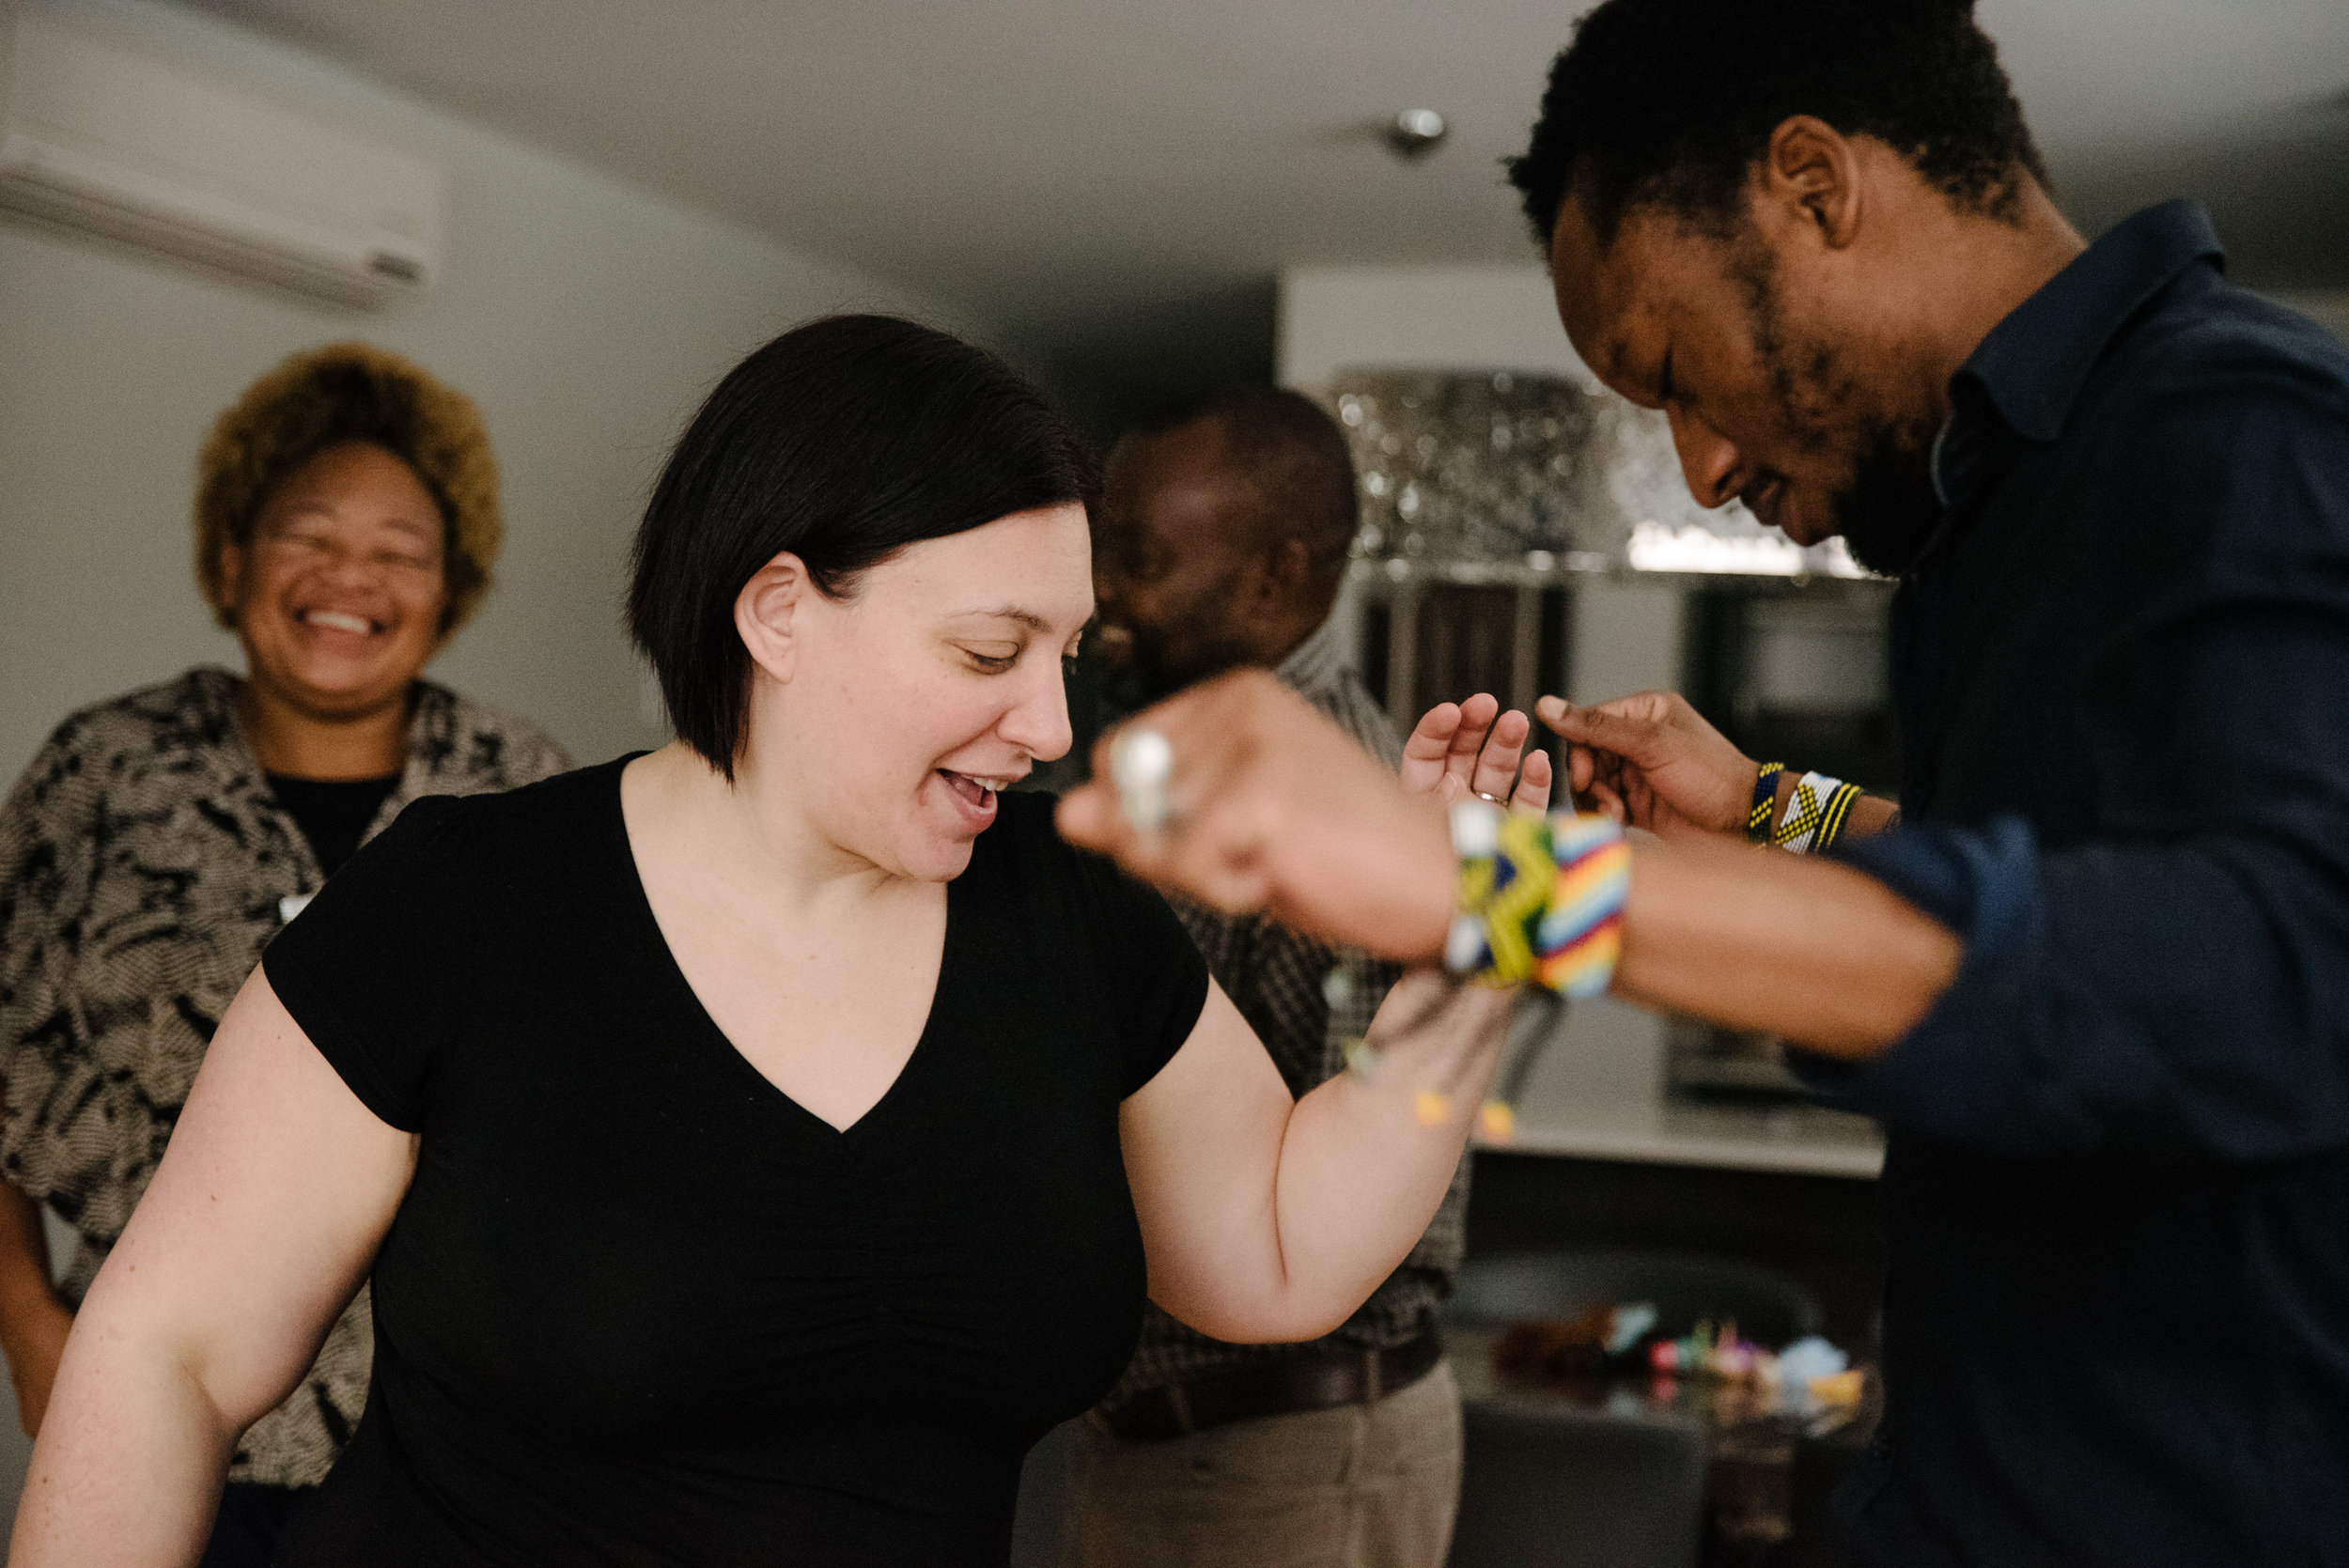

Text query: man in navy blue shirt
(1510, 2), (2349, 1563)
(1059, 0), (2349, 1564)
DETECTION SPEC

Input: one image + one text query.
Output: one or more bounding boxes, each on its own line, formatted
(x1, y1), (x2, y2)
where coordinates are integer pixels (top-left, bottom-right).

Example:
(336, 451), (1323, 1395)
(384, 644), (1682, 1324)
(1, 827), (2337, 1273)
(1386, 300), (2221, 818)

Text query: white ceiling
(182, 0), (2349, 412)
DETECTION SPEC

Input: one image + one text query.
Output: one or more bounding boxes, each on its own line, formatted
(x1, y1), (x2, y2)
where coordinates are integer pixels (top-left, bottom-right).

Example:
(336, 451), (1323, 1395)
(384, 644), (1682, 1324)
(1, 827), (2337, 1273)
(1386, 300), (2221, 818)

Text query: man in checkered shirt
(1070, 387), (1469, 1568)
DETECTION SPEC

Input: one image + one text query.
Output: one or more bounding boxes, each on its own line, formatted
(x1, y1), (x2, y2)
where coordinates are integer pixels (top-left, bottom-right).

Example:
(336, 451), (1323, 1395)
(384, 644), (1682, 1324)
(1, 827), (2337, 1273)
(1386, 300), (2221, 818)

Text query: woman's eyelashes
(957, 644), (1022, 674)
(957, 630), (1080, 675)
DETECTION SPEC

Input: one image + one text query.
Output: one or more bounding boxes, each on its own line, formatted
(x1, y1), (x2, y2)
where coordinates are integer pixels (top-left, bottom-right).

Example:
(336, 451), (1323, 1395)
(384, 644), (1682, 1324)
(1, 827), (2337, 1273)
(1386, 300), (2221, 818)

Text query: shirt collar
(1951, 198), (2225, 446)
(1928, 414), (1957, 509)
(1276, 613), (1347, 698)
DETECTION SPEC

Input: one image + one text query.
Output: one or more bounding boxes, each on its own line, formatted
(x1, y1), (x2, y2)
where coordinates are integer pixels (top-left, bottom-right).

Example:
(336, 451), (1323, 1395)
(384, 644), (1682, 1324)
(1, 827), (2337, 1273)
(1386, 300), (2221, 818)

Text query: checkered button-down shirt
(1100, 619), (1471, 1409)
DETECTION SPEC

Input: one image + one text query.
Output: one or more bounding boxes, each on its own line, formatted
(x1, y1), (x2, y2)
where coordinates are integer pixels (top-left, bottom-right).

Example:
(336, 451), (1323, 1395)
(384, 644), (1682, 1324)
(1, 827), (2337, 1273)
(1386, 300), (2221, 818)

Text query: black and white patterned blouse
(0, 666), (568, 1485)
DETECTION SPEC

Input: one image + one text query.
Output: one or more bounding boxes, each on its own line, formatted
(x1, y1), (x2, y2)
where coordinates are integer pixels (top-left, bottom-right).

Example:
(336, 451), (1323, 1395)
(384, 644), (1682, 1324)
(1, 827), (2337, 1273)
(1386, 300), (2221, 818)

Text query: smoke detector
(1385, 109), (1449, 159)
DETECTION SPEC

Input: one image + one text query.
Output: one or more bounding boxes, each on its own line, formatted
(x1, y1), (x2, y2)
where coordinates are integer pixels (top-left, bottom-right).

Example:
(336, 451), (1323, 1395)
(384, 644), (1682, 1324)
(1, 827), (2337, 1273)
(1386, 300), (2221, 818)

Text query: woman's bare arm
(8, 968), (414, 1568)
(1121, 973), (1514, 1344)
(1119, 691), (1545, 1344)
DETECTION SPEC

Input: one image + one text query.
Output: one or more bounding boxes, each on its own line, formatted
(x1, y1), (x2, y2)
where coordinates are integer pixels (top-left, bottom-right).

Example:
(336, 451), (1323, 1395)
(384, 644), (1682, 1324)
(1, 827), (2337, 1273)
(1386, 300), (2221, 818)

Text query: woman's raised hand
(1399, 694), (1554, 813)
(1057, 671), (1455, 963)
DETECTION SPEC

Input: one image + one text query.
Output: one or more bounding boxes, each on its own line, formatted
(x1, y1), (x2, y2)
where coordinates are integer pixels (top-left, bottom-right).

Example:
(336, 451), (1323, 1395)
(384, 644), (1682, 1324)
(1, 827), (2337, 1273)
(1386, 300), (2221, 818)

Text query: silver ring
(1109, 727), (1174, 833)
(1473, 790), (1508, 807)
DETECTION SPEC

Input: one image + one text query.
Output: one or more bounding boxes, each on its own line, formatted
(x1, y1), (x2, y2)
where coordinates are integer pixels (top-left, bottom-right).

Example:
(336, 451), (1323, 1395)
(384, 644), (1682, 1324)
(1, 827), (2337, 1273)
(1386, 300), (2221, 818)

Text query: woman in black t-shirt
(10, 318), (1528, 1568)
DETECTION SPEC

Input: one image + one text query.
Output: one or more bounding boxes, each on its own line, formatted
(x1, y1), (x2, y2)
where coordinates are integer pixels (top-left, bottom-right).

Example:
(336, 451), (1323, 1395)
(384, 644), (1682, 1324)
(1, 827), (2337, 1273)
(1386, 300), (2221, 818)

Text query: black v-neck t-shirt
(262, 759), (1208, 1566)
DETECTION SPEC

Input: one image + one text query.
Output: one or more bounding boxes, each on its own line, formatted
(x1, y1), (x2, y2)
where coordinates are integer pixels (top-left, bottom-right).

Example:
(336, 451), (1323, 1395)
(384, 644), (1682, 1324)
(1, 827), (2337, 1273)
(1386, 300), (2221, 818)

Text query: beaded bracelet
(1776, 771), (1863, 855)
(1749, 762), (1786, 846)
(1445, 800), (1629, 997)
(1750, 762), (1864, 854)
(1358, 803), (1628, 1145)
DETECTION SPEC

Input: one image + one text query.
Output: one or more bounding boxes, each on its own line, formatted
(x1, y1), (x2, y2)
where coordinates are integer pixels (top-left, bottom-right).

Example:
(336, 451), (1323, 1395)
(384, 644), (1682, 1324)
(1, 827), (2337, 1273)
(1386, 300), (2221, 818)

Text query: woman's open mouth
(937, 769), (1014, 828)
(297, 607), (384, 637)
(941, 769), (1012, 805)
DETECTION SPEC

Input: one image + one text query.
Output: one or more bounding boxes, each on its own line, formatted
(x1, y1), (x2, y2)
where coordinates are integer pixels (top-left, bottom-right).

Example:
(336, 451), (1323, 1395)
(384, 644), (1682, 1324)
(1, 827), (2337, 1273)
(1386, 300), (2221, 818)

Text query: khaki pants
(1061, 1358), (1462, 1568)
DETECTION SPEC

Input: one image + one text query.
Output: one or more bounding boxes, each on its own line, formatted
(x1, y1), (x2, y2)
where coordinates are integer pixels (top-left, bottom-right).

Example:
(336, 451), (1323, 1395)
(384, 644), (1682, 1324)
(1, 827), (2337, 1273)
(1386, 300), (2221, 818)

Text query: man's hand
(1055, 676), (1953, 1056)
(1058, 670), (1455, 962)
(1401, 694), (1555, 811)
(1536, 691), (1756, 844)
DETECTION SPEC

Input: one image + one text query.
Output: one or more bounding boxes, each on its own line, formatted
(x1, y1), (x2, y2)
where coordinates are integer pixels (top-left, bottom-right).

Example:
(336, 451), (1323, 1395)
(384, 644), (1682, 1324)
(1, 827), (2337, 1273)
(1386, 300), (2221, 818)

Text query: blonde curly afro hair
(194, 342), (500, 635)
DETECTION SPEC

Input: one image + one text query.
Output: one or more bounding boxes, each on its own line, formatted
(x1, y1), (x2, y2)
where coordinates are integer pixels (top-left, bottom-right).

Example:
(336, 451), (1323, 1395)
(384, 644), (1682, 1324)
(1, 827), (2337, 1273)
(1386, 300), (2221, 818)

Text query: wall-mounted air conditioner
(0, 7), (444, 306)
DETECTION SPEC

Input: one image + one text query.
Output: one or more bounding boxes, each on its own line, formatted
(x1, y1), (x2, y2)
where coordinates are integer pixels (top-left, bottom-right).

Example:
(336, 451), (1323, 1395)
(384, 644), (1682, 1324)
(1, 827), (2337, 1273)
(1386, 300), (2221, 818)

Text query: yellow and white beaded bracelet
(1775, 771), (1864, 855)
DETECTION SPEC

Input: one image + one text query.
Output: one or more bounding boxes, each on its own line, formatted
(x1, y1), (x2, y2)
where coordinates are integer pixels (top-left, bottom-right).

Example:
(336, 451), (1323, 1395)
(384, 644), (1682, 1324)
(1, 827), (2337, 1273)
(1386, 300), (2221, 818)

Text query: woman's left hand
(1399, 694), (1554, 812)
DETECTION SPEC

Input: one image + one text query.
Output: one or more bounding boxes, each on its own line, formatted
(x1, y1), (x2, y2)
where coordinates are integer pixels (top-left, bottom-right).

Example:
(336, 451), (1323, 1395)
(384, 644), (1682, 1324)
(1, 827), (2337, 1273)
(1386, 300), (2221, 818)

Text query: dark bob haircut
(1506, 0), (2046, 249)
(628, 315), (1098, 777)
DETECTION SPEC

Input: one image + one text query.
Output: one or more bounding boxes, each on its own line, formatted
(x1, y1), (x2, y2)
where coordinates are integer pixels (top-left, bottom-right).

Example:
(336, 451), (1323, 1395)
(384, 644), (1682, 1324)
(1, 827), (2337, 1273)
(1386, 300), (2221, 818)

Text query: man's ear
(1248, 537), (1324, 654)
(734, 551), (811, 685)
(1234, 539), (1297, 618)
(1760, 115), (1863, 252)
(1266, 537), (1314, 601)
(215, 541), (247, 627)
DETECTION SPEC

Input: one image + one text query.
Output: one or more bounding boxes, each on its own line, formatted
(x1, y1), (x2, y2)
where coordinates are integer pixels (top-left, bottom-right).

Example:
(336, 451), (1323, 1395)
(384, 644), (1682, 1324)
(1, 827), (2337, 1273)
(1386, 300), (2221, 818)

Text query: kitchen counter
(1480, 997), (1885, 1180)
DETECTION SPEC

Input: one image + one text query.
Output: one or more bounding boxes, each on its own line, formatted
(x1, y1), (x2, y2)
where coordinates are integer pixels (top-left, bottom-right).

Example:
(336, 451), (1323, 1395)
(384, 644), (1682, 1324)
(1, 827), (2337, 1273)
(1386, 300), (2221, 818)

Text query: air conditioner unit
(0, 8), (444, 306)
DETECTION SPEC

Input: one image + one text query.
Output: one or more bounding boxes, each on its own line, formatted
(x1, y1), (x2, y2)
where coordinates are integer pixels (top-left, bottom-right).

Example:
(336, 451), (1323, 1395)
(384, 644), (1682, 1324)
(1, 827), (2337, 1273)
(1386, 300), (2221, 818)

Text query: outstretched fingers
(1512, 748), (1554, 814)
(1468, 709), (1532, 801)
(1406, 693), (1507, 803)
(1407, 693), (1555, 807)
(1399, 703), (1466, 797)
(1439, 693), (1501, 800)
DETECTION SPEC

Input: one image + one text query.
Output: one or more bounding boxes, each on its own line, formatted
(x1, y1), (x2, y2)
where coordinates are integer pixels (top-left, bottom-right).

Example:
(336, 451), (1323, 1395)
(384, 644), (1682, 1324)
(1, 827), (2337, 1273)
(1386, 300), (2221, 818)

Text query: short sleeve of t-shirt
(264, 793), (472, 1131)
(1057, 831), (1209, 1099)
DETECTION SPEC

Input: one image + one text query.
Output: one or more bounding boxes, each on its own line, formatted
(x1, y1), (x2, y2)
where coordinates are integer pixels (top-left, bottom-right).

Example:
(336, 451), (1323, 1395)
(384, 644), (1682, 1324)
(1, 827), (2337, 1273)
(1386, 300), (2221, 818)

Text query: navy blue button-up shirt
(1816, 201), (2349, 1566)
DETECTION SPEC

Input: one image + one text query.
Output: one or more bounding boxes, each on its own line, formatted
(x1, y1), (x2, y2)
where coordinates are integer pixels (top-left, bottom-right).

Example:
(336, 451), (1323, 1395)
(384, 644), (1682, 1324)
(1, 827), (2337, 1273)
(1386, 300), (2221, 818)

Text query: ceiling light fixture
(1385, 109), (1449, 159)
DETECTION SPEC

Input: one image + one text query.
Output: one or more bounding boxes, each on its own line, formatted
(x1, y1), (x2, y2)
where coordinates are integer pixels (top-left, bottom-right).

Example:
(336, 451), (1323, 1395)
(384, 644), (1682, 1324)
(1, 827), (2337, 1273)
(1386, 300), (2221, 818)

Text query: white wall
(1278, 263), (1601, 392)
(0, 0), (1040, 783)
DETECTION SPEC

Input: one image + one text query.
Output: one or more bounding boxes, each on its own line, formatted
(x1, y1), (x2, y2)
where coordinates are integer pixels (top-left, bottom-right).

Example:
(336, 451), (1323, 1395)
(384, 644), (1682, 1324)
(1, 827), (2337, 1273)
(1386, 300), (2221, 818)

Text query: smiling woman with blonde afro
(194, 341), (502, 637)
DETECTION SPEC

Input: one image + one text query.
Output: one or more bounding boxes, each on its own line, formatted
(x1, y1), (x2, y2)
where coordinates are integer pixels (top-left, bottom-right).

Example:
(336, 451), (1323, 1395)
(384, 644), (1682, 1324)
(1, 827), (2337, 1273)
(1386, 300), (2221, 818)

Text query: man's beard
(1833, 423), (1944, 578)
(1733, 240), (1947, 579)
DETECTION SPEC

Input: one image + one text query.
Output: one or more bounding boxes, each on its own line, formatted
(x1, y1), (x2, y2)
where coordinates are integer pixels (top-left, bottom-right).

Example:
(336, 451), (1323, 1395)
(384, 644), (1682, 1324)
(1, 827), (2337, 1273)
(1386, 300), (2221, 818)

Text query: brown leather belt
(1099, 1322), (1445, 1442)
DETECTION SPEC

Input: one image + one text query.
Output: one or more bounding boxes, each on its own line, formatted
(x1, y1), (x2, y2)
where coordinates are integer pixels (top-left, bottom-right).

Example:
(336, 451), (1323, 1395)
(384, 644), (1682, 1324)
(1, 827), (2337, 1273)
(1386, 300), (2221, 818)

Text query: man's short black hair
(1133, 386), (1359, 597)
(629, 314), (1097, 777)
(1506, 0), (2047, 249)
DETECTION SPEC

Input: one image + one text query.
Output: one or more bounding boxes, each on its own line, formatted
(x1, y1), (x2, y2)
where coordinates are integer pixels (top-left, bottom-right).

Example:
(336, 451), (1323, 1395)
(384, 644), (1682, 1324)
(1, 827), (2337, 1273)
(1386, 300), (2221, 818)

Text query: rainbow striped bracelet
(1444, 800), (1630, 997)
